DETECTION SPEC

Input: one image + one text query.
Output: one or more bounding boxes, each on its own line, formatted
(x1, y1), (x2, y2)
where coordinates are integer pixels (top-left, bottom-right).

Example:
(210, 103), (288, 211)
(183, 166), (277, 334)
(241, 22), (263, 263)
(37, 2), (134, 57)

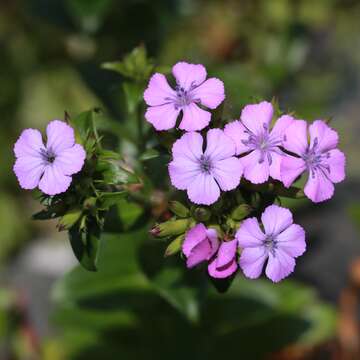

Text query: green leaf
(32, 201), (67, 220)
(123, 82), (144, 114)
(116, 198), (143, 230)
(58, 208), (83, 231)
(99, 192), (126, 209)
(101, 45), (154, 82)
(68, 219), (102, 271)
(139, 149), (160, 161)
(98, 149), (122, 161)
(96, 160), (139, 185)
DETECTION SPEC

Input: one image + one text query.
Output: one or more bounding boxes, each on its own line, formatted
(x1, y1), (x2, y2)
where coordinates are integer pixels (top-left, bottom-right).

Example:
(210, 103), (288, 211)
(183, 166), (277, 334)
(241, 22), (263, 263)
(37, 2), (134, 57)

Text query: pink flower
(224, 101), (293, 184)
(208, 239), (238, 279)
(168, 129), (243, 205)
(13, 120), (86, 196)
(144, 61), (225, 131)
(237, 205), (306, 283)
(281, 120), (346, 203)
(182, 224), (238, 279)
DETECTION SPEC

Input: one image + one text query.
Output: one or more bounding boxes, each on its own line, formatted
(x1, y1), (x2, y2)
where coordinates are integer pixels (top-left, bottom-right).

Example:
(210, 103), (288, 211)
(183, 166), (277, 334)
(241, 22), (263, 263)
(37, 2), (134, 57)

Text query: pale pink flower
(237, 205), (306, 283)
(224, 101), (293, 184)
(144, 61), (225, 131)
(13, 120), (86, 196)
(183, 224), (238, 278)
(168, 129), (242, 205)
(281, 120), (346, 202)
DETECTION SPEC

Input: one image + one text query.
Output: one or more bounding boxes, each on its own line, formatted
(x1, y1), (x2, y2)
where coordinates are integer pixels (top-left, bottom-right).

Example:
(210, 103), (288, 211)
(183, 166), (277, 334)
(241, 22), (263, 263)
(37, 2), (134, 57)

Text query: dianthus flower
(168, 129), (242, 205)
(281, 120), (346, 202)
(237, 205), (306, 282)
(182, 224), (238, 279)
(14, 120), (86, 196)
(144, 61), (225, 131)
(224, 101), (293, 184)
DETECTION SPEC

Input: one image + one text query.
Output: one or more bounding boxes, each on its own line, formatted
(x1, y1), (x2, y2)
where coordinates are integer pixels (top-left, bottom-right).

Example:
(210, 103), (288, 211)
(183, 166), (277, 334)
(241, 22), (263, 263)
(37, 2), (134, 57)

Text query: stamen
(199, 155), (212, 173)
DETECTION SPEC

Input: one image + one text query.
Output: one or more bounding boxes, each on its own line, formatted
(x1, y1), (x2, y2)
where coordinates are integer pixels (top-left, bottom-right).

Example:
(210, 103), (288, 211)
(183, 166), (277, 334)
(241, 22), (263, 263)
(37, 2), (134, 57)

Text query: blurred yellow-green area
(1, 0), (360, 359)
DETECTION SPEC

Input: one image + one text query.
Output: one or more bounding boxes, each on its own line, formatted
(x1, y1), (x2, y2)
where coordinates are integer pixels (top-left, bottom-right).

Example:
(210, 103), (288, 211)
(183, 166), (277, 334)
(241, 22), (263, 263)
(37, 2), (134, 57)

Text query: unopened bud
(231, 204), (252, 221)
(193, 207), (211, 222)
(164, 234), (185, 257)
(169, 201), (189, 218)
(150, 218), (190, 238)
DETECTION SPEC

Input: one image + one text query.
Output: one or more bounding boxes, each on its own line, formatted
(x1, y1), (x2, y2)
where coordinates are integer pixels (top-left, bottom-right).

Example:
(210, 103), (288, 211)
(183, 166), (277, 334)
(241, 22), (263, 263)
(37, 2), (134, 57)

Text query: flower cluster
(145, 61), (346, 283)
(12, 58), (346, 285)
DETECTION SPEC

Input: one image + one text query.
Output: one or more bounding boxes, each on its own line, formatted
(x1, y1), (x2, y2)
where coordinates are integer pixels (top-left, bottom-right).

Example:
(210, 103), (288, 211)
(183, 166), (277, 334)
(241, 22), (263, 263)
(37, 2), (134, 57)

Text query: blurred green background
(1, 0), (360, 359)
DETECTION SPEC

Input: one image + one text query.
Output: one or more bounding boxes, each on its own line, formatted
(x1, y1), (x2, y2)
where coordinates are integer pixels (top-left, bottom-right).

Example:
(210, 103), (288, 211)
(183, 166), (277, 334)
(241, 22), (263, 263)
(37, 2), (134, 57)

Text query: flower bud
(150, 218), (191, 238)
(231, 204), (252, 221)
(193, 207), (211, 222)
(164, 234), (185, 257)
(169, 201), (189, 218)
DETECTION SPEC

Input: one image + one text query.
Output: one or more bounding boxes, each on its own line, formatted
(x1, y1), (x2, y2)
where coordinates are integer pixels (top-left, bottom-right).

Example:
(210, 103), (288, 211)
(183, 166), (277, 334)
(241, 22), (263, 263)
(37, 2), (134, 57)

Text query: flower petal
(46, 120), (75, 154)
(265, 249), (295, 282)
(280, 155), (306, 187)
(13, 156), (46, 190)
(224, 120), (250, 155)
(304, 170), (334, 203)
(172, 132), (203, 162)
(38, 163), (72, 195)
(212, 157), (242, 191)
(236, 217), (266, 247)
(182, 224), (207, 258)
(282, 120), (308, 156)
(216, 239), (237, 268)
(204, 128), (236, 161)
(54, 144), (86, 176)
(309, 120), (338, 152)
(187, 172), (220, 205)
(143, 73), (176, 106)
(240, 101), (273, 136)
(239, 246), (268, 280)
(270, 114), (294, 140)
(277, 224), (306, 258)
(268, 151), (284, 181)
(208, 258), (237, 279)
(14, 128), (45, 158)
(168, 159), (201, 190)
(145, 103), (180, 131)
(241, 150), (270, 184)
(261, 205), (293, 236)
(172, 61), (207, 90)
(191, 78), (225, 109)
(186, 239), (212, 268)
(179, 103), (211, 131)
(206, 228), (219, 258)
(327, 149), (346, 183)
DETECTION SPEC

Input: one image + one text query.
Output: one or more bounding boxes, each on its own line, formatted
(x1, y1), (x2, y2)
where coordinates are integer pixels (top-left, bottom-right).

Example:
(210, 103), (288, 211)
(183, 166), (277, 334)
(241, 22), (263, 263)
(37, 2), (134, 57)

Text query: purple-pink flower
(208, 238), (238, 278)
(14, 120), (86, 196)
(182, 223), (238, 279)
(237, 205), (306, 283)
(281, 120), (346, 203)
(144, 61), (225, 131)
(168, 129), (242, 205)
(224, 101), (293, 184)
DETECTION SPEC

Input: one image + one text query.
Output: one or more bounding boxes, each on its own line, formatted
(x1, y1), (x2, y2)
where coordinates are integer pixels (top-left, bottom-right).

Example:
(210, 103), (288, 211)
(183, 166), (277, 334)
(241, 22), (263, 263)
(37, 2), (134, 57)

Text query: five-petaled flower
(144, 61), (225, 131)
(182, 224), (238, 279)
(168, 129), (243, 205)
(281, 120), (346, 202)
(224, 101), (294, 184)
(237, 205), (306, 282)
(13, 120), (86, 196)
